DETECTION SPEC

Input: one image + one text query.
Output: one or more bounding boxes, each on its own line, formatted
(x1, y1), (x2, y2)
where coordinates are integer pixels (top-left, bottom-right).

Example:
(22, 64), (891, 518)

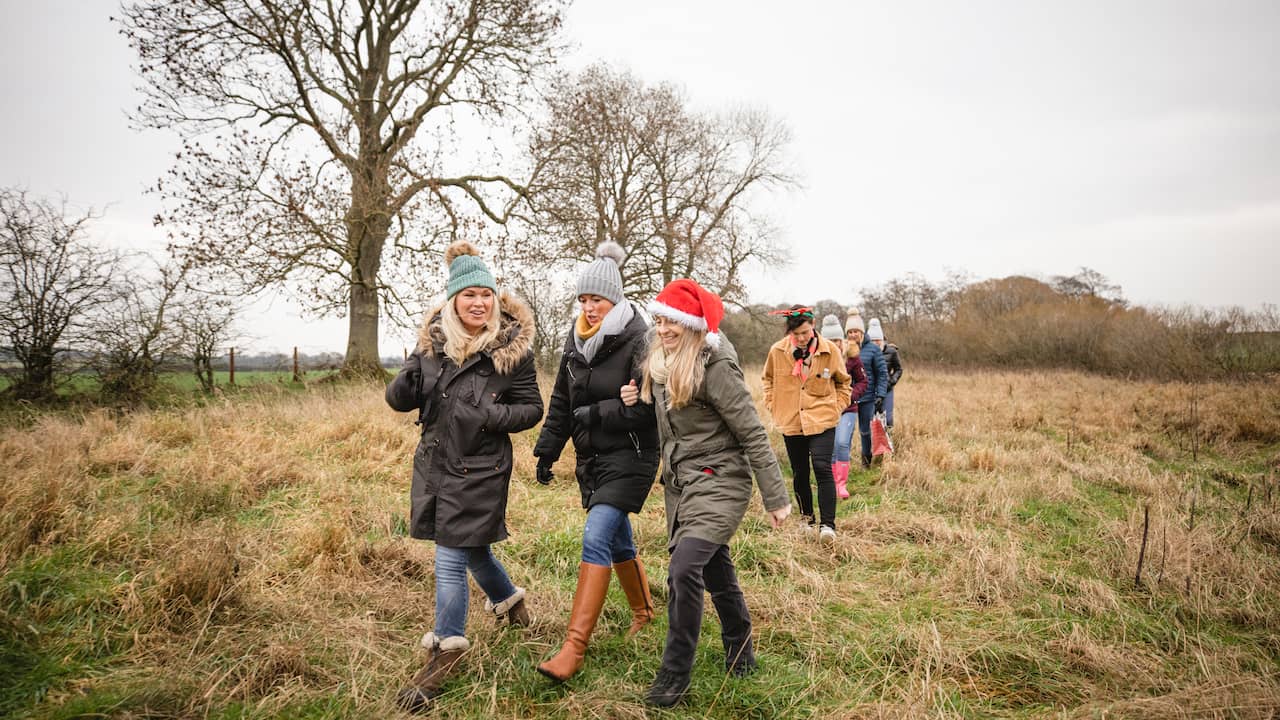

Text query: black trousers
(783, 428), (836, 529)
(659, 537), (753, 677)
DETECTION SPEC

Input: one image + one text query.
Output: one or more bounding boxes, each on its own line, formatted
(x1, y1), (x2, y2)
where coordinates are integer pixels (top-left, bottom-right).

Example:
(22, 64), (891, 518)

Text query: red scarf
(791, 334), (816, 380)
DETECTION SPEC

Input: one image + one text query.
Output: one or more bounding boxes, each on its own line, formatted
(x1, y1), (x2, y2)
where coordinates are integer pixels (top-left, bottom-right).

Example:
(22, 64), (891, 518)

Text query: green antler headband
(769, 307), (814, 319)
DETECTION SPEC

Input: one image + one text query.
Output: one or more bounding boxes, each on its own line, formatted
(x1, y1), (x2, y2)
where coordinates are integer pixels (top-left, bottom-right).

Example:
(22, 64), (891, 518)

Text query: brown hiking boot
(395, 633), (470, 714)
(536, 562), (611, 682)
(613, 557), (655, 637)
(485, 586), (530, 627)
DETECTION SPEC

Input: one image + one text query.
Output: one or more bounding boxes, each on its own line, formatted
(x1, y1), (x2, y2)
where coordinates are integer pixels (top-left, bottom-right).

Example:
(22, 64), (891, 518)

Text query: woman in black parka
(533, 242), (660, 682)
(385, 241), (543, 713)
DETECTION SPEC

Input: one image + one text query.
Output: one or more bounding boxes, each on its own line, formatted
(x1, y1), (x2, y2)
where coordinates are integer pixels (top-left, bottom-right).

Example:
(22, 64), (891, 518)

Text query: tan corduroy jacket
(762, 335), (852, 436)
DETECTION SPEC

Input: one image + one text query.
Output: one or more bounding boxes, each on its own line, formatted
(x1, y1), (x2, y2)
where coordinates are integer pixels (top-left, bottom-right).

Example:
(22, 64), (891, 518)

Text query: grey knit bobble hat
(820, 314), (844, 340)
(576, 242), (626, 305)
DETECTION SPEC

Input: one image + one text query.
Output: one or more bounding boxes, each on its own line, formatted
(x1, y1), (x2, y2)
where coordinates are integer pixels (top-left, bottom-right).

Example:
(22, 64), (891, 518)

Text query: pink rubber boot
(833, 461), (851, 500)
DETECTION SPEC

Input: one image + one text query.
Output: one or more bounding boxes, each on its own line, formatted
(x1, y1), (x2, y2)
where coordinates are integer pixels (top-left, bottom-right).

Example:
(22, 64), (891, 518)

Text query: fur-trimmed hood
(417, 290), (536, 375)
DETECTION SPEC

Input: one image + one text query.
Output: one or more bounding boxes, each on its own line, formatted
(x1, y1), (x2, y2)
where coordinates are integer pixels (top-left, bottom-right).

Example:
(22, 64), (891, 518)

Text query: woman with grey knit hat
(385, 241), (544, 713)
(533, 242), (660, 683)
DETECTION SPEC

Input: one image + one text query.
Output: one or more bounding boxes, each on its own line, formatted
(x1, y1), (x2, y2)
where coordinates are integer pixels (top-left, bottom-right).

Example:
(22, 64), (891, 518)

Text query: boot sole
(536, 664), (571, 683)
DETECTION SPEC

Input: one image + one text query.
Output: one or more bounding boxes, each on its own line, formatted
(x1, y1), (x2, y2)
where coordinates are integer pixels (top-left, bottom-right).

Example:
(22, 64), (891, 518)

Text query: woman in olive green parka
(622, 278), (791, 708)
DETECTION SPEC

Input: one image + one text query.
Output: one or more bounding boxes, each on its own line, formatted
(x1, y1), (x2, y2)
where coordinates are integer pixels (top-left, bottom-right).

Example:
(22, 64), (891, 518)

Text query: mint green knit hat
(444, 241), (497, 298)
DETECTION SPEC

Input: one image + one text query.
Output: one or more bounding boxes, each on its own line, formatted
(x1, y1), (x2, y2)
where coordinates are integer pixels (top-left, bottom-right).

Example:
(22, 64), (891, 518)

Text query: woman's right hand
(620, 379), (639, 406)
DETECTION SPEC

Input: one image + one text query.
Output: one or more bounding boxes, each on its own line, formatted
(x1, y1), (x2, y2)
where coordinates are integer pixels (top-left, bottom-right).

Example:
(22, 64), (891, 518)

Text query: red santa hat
(647, 278), (724, 348)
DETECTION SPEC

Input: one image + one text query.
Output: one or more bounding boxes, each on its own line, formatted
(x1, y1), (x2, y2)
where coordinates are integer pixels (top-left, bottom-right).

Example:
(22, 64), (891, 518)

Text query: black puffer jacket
(386, 291), (543, 546)
(884, 343), (903, 390)
(533, 308), (659, 513)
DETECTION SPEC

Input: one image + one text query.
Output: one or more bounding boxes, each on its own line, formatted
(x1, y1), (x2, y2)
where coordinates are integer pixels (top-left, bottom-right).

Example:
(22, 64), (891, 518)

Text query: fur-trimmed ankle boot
(485, 586), (530, 627)
(396, 632), (470, 714)
(832, 461), (851, 499)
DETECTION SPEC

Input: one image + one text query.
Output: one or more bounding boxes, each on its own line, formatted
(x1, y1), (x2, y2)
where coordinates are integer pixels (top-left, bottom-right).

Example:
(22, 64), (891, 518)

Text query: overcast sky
(2, 1), (1277, 354)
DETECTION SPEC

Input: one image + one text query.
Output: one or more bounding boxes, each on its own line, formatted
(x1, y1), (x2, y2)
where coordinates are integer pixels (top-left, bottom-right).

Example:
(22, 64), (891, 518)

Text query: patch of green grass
(1, 546), (134, 717)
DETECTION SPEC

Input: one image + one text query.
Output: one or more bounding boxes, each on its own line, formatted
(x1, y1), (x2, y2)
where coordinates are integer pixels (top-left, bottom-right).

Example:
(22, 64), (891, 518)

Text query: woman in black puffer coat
(533, 242), (660, 682)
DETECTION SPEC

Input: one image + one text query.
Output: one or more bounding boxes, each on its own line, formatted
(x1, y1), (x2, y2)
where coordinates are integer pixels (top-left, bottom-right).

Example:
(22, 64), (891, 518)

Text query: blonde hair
(641, 326), (708, 410)
(845, 332), (862, 359)
(441, 291), (503, 366)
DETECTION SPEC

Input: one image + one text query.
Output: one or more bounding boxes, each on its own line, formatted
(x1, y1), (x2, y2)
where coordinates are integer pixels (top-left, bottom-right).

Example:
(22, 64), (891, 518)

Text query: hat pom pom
(445, 241), (481, 267)
(846, 306), (861, 318)
(594, 241), (626, 266)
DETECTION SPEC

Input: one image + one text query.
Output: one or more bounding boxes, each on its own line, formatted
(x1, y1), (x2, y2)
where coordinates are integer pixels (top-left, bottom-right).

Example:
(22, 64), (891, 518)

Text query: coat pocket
(437, 449), (513, 544)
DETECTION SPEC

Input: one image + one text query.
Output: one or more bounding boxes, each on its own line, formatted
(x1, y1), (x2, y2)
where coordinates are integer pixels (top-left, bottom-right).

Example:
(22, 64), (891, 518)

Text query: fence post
(403, 346), (408, 362)
(1134, 504), (1150, 588)
(229, 347), (236, 386)
(293, 346), (301, 383)
(1190, 396), (1199, 462)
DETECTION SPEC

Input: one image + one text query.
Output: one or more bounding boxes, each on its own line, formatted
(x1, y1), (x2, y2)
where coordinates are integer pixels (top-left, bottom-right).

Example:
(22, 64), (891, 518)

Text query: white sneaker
(819, 526), (836, 545)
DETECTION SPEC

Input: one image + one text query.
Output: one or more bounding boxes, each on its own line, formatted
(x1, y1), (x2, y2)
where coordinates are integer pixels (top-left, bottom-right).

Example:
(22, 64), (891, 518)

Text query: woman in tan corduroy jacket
(761, 305), (852, 544)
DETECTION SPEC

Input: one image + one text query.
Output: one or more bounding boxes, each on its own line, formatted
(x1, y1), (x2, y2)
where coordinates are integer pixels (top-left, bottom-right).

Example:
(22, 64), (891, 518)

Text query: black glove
(535, 461), (553, 486)
(572, 404), (594, 428)
(874, 397), (884, 414)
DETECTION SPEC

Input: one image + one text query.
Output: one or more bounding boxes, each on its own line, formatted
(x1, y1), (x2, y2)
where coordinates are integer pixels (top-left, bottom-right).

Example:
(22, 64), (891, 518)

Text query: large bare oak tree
(119, 0), (565, 374)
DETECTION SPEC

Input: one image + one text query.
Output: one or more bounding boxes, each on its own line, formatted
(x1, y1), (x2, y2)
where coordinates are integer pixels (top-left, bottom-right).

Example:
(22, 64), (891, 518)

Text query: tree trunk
(342, 180), (390, 378)
(16, 344), (56, 401)
(346, 278), (383, 376)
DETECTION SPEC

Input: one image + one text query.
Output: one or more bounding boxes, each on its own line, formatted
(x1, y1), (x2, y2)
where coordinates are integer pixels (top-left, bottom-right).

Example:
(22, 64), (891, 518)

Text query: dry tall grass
(2, 370), (1278, 719)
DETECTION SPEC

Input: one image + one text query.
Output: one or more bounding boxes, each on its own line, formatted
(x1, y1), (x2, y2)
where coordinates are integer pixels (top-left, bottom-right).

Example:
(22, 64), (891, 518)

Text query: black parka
(533, 307), (659, 513)
(884, 343), (903, 390)
(386, 291), (543, 546)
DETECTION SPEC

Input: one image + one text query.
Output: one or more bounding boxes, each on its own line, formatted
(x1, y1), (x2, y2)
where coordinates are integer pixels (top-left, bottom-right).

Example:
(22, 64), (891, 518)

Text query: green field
(0, 370), (339, 397)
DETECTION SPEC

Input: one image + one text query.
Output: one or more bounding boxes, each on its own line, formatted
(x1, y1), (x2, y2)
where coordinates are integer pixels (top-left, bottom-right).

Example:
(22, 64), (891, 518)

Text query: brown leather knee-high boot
(536, 562), (611, 682)
(613, 557), (655, 637)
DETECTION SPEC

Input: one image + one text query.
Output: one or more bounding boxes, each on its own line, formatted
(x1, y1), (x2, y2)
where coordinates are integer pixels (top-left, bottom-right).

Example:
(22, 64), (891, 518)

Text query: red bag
(871, 412), (893, 457)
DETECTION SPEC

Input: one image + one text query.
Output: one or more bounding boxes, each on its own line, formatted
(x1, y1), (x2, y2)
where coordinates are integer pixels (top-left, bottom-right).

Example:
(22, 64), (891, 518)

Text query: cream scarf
(649, 345), (670, 385)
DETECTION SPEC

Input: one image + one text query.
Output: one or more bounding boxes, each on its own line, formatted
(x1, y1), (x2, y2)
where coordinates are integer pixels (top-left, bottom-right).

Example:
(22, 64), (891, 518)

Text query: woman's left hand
(766, 504), (791, 529)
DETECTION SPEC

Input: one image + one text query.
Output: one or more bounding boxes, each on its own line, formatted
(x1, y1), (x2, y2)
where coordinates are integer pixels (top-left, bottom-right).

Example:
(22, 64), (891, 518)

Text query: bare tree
(177, 290), (241, 393)
(1052, 267), (1126, 306)
(859, 271), (971, 325)
(0, 189), (122, 401)
(88, 259), (188, 402)
(524, 64), (795, 305)
(119, 0), (566, 375)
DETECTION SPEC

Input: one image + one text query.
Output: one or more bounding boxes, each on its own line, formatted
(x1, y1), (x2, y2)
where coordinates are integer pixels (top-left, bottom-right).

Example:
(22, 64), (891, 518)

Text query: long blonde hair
(441, 292), (503, 366)
(641, 327), (708, 410)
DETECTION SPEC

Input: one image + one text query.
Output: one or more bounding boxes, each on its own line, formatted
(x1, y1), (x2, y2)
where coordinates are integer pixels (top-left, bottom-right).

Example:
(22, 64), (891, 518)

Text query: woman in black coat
(385, 241), (543, 713)
(533, 242), (661, 682)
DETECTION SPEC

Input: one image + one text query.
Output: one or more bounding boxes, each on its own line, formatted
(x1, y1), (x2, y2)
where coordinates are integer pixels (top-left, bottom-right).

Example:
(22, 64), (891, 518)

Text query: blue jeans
(857, 401), (876, 461)
(581, 503), (636, 566)
(834, 412), (858, 463)
(885, 389), (895, 427)
(434, 544), (518, 638)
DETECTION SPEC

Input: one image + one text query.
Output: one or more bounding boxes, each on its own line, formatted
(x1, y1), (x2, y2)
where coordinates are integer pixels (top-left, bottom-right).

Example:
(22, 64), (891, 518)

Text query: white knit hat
(867, 318), (884, 341)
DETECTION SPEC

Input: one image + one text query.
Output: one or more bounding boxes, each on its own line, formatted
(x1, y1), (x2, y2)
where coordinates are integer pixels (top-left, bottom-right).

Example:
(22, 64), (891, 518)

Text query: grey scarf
(575, 300), (635, 363)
